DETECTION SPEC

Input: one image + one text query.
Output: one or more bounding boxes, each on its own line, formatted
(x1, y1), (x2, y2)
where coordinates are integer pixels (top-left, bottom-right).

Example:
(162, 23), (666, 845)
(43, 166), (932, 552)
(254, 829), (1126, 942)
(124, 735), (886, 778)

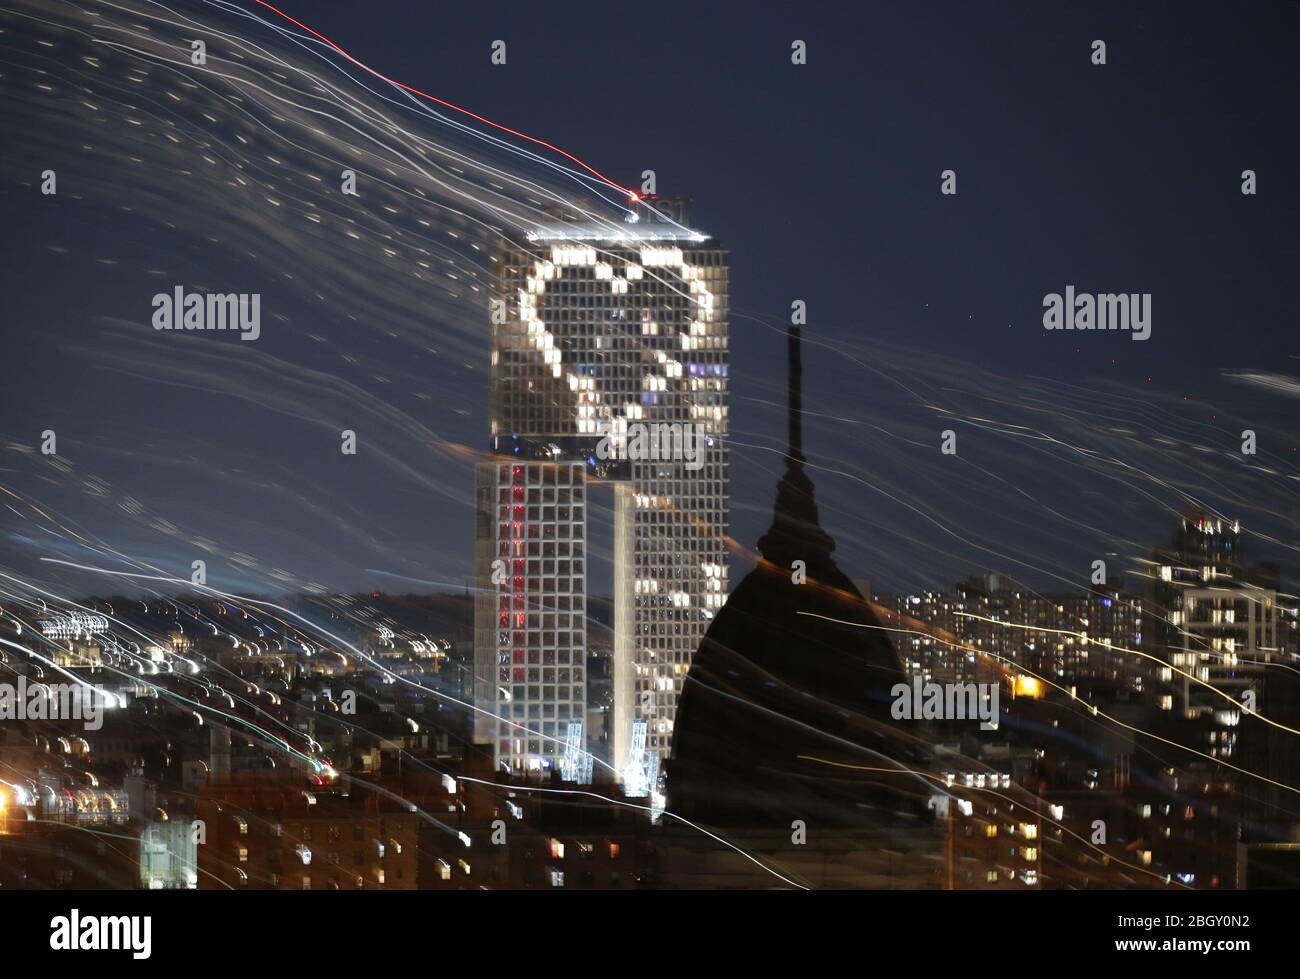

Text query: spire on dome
(756, 325), (835, 566)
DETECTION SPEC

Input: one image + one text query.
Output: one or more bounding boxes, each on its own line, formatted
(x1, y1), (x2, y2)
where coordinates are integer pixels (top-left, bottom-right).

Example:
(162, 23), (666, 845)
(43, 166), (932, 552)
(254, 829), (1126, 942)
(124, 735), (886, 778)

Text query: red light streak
(251, 1), (635, 198)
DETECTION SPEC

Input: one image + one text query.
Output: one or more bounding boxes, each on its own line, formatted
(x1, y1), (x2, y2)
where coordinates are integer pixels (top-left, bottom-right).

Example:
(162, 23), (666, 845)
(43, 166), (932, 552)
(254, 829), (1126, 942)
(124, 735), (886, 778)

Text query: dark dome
(667, 327), (925, 829)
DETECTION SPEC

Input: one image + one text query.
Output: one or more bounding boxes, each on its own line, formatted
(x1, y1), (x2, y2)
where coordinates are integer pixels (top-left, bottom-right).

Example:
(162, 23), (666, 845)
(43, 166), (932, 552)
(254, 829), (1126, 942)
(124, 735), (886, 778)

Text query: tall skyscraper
(475, 199), (729, 783)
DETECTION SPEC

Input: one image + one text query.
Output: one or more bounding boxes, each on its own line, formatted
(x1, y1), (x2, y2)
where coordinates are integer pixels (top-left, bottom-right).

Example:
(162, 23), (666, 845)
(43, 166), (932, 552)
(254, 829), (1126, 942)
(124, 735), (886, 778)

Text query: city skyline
(2, 0), (1300, 947)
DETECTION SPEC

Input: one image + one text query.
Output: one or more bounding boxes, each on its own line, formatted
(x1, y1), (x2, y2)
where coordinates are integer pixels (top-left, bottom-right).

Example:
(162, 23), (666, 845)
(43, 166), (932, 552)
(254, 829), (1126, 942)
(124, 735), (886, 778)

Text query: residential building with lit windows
(878, 575), (1144, 693)
(1142, 511), (1300, 837)
(940, 769), (1043, 889)
(196, 779), (419, 890)
(1146, 513), (1279, 759)
(476, 198), (729, 784)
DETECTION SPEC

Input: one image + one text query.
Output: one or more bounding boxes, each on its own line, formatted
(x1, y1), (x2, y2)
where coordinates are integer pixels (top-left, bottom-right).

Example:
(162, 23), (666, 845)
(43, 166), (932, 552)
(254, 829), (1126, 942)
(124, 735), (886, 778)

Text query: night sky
(1, 0), (1297, 599)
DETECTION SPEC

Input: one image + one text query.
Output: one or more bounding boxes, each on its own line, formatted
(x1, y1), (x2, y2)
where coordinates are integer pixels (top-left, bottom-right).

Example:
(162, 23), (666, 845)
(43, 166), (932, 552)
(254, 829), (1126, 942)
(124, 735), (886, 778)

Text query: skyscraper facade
(473, 460), (588, 774)
(475, 200), (729, 783)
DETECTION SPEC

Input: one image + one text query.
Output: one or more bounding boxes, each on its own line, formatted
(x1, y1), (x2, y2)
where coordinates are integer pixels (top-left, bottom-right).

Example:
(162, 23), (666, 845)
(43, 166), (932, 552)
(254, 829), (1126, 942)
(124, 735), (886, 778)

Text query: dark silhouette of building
(668, 325), (930, 839)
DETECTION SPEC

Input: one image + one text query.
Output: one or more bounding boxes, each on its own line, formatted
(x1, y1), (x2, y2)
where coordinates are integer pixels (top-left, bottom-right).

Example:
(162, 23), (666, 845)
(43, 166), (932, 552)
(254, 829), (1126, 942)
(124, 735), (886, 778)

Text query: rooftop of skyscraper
(526, 196), (708, 242)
